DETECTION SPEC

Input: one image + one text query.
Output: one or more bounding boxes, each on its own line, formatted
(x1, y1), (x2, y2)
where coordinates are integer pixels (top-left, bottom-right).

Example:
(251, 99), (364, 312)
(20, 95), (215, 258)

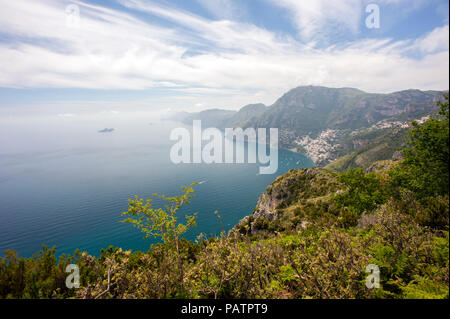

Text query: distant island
(98, 128), (115, 133)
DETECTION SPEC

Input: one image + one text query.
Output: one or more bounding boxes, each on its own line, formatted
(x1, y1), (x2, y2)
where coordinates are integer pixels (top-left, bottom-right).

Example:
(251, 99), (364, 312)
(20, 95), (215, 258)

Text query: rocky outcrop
(231, 158), (405, 238)
(231, 168), (343, 236)
(365, 160), (399, 174)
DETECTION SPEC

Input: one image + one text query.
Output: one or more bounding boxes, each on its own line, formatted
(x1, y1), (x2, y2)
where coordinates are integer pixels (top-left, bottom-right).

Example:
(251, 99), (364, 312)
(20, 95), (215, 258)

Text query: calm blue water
(0, 115), (313, 257)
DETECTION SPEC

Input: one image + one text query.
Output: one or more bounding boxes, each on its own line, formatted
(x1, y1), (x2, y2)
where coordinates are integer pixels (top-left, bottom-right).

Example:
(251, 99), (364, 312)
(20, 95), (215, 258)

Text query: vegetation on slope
(325, 128), (409, 172)
(246, 86), (444, 138)
(0, 95), (448, 299)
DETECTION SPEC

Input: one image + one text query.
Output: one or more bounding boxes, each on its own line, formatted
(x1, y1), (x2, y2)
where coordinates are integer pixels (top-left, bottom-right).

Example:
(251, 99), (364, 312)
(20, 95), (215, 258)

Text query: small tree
(121, 182), (198, 255)
(392, 94), (449, 199)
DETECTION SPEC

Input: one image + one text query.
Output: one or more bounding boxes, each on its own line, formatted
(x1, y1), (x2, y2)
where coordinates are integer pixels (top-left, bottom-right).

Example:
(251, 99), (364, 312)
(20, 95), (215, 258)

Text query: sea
(0, 112), (313, 257)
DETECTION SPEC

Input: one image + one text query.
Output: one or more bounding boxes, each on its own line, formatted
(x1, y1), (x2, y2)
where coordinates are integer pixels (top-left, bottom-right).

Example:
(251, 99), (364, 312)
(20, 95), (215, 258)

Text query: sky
(0, 0), (448, 117)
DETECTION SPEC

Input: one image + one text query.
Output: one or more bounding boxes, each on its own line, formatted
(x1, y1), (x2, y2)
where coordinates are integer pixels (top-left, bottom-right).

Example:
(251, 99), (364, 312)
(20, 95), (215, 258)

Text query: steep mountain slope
(245, 86), (368, 136)
(168, 109), (237, 128)
(224, 103), (267, 127)
(167, 86), (446, 166)
(325, 127), (409, 172)
(245, 86), (443, 142)
(253, 87), (444, 165)
(232, 167), (343, 236)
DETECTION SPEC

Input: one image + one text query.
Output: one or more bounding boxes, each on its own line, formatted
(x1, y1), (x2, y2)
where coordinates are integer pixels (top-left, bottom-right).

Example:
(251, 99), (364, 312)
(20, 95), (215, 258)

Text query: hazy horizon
(0, 0), (448, 115)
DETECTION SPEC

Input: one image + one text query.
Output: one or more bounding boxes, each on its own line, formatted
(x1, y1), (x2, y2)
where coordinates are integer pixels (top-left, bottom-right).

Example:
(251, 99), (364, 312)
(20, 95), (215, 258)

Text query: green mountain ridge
(225, 103), (267, 128)
(168, 86), (447, 166)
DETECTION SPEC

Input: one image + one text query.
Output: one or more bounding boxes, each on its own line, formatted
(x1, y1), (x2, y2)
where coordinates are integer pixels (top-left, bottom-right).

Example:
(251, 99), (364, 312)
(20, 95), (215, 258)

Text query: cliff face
(245, 87), (444, 136)
(232, 168), (344, 236)
(232, 158), (404, 237)
(325, 127), (409, 171)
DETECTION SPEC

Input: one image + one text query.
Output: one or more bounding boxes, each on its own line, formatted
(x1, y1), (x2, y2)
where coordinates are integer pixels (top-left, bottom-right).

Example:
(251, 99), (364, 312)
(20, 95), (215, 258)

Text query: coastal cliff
(232, 167), (344, 236)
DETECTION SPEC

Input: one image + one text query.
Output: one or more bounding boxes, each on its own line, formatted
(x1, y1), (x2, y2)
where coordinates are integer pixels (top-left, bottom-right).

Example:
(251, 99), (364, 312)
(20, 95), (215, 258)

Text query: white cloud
(57, 113), (76, 118)
(0, 0), (448, 111)
(266, 0), (362, 41)
(195, 0), (241, 20)
(414, 25), (449, 53)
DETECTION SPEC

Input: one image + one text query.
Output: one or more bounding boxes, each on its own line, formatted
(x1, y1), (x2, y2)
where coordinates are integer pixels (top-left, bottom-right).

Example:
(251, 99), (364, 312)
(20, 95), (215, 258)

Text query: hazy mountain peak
(239, 103), (267, 112)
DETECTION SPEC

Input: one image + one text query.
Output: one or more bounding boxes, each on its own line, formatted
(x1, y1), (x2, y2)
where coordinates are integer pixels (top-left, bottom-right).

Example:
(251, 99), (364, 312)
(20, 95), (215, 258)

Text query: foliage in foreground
(0, 95), (448, 299)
